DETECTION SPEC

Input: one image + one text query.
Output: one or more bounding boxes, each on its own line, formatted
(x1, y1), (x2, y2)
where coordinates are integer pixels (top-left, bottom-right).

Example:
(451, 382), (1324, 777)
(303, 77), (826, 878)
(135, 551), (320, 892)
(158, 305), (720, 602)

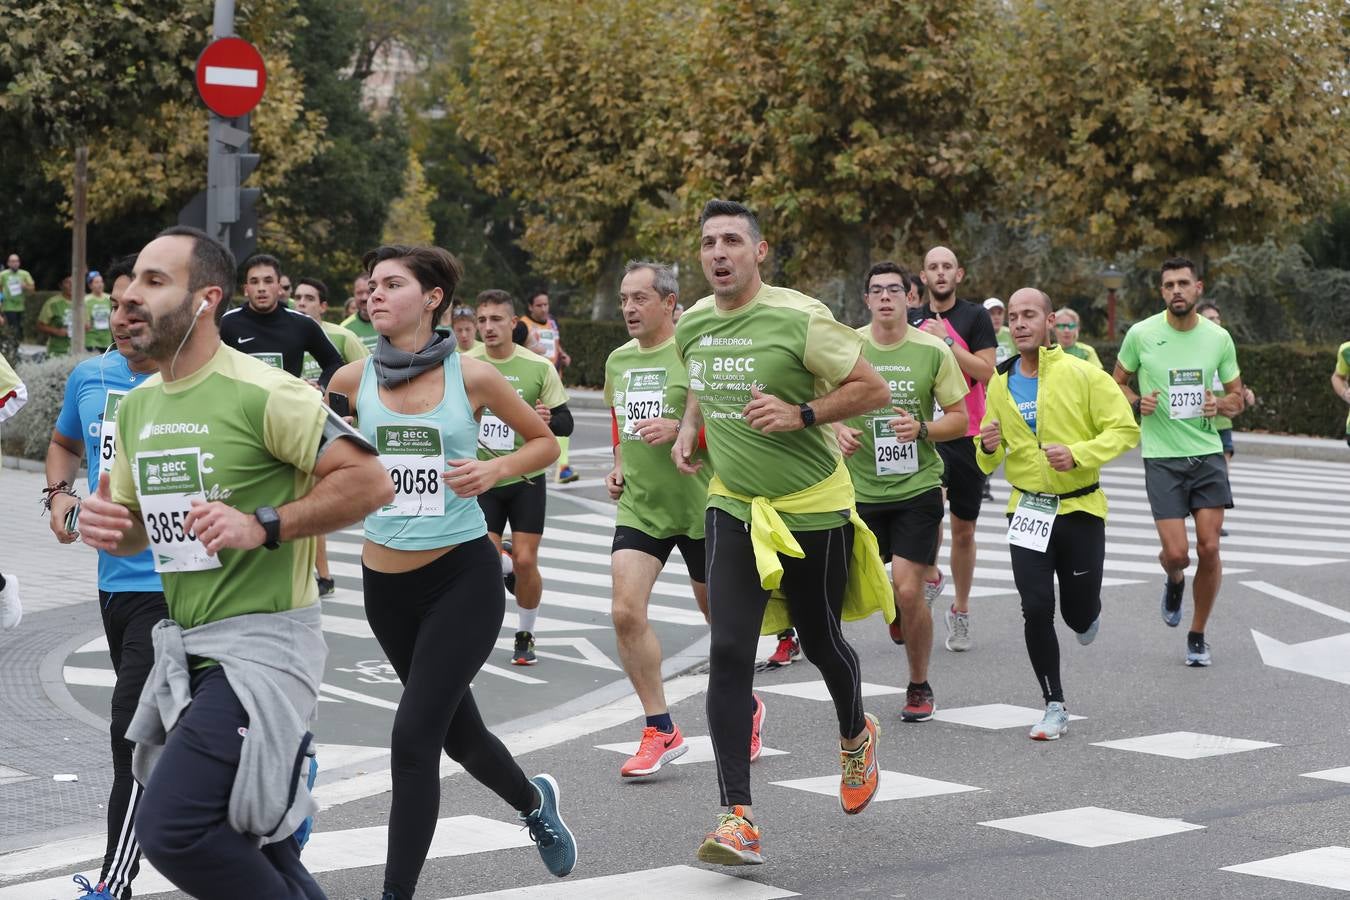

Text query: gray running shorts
(1143, 454), (1233, 520)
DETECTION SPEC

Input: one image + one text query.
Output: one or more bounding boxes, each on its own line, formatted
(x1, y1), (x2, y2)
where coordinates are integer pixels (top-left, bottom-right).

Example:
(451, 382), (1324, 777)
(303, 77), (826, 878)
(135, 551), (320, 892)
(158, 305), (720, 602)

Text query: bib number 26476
(1007, 492), (1058, 553)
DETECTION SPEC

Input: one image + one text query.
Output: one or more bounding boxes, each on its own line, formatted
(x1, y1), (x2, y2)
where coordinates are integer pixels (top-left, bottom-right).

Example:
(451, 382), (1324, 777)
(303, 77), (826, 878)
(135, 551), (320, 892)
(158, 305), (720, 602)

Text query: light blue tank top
(357, 353), (487, 550)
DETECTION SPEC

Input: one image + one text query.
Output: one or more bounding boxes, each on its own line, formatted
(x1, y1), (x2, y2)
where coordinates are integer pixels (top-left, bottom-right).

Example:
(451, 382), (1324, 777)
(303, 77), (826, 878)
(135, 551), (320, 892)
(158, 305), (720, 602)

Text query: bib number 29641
(1007, 492), (1058, 553)
(872, 417), (917, 476)
(134, 448), (221, 574)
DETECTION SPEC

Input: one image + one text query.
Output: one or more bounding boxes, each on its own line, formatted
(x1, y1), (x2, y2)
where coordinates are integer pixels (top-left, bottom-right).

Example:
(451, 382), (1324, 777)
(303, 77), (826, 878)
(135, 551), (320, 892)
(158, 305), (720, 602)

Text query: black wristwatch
(254, 506), (281, 550)
(798, 402), (816, 427)
(1131, 397), (1142, 416)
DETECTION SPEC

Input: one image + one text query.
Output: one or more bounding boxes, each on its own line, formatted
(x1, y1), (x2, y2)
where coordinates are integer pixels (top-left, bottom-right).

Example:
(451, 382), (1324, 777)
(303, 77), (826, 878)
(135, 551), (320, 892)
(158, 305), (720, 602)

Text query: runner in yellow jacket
(976, 288), (1138, 741)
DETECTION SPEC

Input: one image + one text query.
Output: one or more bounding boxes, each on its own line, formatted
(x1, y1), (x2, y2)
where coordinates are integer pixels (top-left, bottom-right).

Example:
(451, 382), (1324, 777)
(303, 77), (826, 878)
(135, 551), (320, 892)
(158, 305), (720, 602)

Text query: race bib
(622, 368), (666, 436)
(252, 352), (284, 369)
(479, 412), (515, 452)
(1167, 368), (1205, 420)
(92, 307), (110, 331)
(872, 417), (918, 476)
(99, 391), (127, 471)
(134, 448), (221, 574)
(301, 353), (321, 382)
(376, 423), (444, 517)
(1007, 492), (1058, 553)
(534, 327), (557, 359)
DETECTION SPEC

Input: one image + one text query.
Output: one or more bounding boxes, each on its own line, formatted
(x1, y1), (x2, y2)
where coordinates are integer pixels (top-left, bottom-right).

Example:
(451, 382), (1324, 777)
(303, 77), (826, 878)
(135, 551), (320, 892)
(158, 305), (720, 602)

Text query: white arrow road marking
(1251, 630), (1350, 686)
(1243, 581), (1350, 625)
(204, 65), (259, 88)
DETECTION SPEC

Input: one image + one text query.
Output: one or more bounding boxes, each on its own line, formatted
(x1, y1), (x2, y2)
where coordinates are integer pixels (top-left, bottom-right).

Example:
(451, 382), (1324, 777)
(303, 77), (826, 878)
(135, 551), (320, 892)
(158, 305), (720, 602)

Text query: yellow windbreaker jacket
(975, 345), (1139, 520)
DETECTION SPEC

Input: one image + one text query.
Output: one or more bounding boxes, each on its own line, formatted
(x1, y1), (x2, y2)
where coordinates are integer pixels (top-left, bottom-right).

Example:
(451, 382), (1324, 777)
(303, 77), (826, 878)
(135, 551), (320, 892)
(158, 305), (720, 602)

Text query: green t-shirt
(844, 326), (969, 504)
(340, 313), (379, 352)
(604, 336), (712, 539)
(1, 269), (33, 312)
(1063, 341), (1102, 368)
(40, 296), (73, 356)
(1117, 312), (1240, 459)
(458, 339), (484, 355)
(110, 345), (328, 629)
(674, 283), (863, 531)
(1336, 341), (1350, 435)
(468, 344), (568, 486)
(995, 326), (1016, 365)
(302, 321), (369, 381)
(85, 294), (113, 349)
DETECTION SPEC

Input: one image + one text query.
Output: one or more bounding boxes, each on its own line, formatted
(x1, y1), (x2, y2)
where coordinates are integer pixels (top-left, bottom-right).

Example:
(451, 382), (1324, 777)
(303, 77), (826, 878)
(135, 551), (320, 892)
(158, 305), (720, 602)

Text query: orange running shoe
(621, 725), (688, 777)
(839, 712), (880, 815)
(696, 805), (763, 866)
(749, 693), (766, 762)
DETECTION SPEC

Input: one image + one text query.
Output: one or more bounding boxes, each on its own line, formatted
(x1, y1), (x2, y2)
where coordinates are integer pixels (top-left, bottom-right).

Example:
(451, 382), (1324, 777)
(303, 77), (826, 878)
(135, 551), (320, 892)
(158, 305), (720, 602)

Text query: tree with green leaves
(981, 0), (1350, 270)
(382, 151), (436, 245)
(0, 0), (208, 349)
(452, 0), (686, 318)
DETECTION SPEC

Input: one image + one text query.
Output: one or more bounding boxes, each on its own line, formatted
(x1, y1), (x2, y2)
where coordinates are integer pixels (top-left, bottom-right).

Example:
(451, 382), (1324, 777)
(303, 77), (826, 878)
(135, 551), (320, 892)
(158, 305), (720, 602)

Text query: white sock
(518, 606), (538, 635)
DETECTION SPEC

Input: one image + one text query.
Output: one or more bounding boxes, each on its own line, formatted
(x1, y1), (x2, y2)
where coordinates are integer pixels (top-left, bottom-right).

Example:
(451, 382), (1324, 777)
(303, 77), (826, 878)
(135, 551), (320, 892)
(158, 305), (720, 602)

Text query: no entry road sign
(196, 37), (267, 118)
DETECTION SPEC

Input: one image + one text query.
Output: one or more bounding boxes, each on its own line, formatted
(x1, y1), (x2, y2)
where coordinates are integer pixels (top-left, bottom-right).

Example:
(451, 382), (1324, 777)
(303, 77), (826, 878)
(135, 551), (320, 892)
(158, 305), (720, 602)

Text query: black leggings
(363, 536), (537, 900)
(704, 508), (863, 807)
(1009, 511), (1105, 704)
(99, 590), (168, 899)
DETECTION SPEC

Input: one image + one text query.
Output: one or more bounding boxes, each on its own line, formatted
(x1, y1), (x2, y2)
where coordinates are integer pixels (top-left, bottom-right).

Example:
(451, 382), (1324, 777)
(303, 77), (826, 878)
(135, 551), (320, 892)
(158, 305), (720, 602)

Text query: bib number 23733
(1007, 492), (1058, 553)
(1167, 368), (1205, 420)
(134, 448), (221, 574)
(872, 417), (917, 476)
(376, 423), (444, 517)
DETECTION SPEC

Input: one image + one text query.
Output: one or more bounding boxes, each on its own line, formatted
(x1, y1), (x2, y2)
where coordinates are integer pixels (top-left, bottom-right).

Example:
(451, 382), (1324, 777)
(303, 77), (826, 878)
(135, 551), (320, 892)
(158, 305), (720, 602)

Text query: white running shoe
(944, 605), (971, 652)
(1029, 702), (1069, 741)
(0, 575), (21, 630)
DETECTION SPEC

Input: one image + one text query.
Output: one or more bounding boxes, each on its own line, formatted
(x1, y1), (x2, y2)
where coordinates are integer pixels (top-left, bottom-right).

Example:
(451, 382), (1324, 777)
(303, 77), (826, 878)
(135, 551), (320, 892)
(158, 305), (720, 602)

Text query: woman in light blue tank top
(324, 245), (575, 896)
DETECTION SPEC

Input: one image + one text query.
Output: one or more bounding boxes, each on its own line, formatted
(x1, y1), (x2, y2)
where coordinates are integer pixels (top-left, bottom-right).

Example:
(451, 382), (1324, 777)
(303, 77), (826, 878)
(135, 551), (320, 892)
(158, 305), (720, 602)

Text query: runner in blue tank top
(326, 245), (577, 899)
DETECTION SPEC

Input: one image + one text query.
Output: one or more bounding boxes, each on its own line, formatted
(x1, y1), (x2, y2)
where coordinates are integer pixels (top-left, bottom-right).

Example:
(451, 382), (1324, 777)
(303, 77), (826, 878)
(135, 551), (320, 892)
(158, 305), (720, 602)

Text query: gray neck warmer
(372, 331), (456, 389)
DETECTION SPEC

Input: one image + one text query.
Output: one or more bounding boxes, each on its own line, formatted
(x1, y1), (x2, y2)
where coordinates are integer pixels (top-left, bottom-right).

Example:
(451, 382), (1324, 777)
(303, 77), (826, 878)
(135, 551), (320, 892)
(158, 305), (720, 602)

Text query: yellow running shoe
(696, 805), (763, 866)
(839, 712), (880, 815)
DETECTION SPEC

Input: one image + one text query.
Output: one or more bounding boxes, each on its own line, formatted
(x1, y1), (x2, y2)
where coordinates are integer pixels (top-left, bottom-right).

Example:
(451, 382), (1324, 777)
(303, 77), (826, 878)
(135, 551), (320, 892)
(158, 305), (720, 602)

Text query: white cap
(983, 297), (1004, 310)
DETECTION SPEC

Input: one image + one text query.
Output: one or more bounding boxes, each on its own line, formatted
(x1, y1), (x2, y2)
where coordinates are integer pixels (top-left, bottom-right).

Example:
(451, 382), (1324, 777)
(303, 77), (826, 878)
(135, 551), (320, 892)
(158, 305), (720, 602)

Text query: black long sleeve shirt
(219, 303), (344, 387)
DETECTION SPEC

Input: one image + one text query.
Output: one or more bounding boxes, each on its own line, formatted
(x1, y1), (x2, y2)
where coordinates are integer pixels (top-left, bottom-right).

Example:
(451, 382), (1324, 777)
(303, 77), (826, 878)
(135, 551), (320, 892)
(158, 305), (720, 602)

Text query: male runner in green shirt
(470, 290), (575, 665)
(984, 297), (1015, 365)
(1, 253), (35, 332)
(604, 260), (713, 778)
(38, 277), (75, 356)
(1334, 340), (1350, 448)
(835, 261), (968, 723)
(76, 225), (391, 898)
(341, 272), (378, 351)
(85, 270), (114, 351)
(1113, 257), (1244, 667)
(672, 199), (888, 865)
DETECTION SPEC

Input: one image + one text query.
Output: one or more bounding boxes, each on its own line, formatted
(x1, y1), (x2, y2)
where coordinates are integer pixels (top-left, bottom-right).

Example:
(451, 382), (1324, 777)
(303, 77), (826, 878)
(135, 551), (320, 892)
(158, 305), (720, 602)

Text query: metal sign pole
(206, 0), (238, 249)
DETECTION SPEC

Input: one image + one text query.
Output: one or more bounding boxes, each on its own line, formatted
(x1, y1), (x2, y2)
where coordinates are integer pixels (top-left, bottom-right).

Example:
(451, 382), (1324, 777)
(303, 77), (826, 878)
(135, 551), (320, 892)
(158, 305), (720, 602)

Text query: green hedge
(1, 350), (90, 461)
(558, 318), (629, 387)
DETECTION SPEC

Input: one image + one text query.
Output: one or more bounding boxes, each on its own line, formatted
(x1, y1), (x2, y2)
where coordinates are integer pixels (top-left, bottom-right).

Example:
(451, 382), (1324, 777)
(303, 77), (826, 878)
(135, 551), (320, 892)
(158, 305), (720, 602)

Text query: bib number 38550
(1007, 492), (1058, 553)
(134, 448), (221, 574)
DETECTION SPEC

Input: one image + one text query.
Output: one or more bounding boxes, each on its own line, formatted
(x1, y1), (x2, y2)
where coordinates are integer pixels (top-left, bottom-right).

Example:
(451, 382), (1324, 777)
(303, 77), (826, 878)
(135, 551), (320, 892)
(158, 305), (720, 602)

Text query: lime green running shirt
(1, 269), (32, 312)
(85, 294), (113, 349)
(40, 296), (73, 356)
(468, 344), (568, 486)
(674, 284), (863, 531)
(1337, 341), (1350, 435)
(110, 345), (328, 628)
(1116, 312), (1239, 459)
(303, 321), (368, 381)
(844, 325), (968, 504)
(604, 336), (711, 538)
(341, 313), (379, 352)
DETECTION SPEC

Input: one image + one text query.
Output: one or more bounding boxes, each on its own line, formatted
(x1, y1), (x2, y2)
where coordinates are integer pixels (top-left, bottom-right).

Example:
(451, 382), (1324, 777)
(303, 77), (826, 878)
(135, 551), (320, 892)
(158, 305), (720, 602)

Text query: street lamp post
(1099, 265), (1125, 339)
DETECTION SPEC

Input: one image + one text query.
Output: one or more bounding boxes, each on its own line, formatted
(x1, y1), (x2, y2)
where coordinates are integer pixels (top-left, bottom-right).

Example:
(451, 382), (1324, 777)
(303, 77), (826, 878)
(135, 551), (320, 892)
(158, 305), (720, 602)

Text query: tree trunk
(840, 224), (872, 327)
(589, 249), (625, 321)
(70, 144), (88, 354)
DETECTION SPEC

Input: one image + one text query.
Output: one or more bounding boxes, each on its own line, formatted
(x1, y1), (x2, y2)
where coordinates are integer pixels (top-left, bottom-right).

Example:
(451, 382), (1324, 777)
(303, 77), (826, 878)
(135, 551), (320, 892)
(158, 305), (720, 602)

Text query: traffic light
(178, 114), (262, 264)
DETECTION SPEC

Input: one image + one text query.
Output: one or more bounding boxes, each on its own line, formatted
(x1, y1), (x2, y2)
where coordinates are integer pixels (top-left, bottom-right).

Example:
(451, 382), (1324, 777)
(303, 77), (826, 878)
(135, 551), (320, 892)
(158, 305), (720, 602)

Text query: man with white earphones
(77, 225), (393, 900)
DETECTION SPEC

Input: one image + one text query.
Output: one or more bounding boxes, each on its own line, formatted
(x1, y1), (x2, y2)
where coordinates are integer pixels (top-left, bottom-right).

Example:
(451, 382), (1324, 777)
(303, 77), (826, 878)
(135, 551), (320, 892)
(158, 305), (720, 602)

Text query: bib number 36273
(134, 448), (222, 574)
(376, 423), (444, 517)
(622, 368), (667, 436)
(1007, 492), (1058, 553)
(872, 417), (918, 476)
(1167, 368), (1205, 420)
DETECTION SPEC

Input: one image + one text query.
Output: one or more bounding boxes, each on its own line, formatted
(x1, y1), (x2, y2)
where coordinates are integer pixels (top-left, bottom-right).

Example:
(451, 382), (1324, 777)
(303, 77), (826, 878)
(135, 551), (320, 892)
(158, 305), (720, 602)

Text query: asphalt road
(3, 406), (1350, 899)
